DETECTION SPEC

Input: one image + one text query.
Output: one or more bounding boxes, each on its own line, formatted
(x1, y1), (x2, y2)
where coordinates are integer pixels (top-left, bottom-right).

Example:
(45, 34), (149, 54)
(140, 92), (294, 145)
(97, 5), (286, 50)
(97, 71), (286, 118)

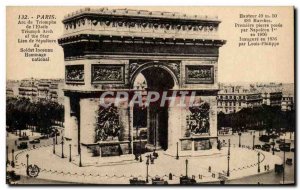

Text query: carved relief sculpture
(187, 102), (210, 135)
(95, 104), (121, 142)
(65, 65), (84, 83)
(186, 65), (214, 84)
(92, 65), (124, 83)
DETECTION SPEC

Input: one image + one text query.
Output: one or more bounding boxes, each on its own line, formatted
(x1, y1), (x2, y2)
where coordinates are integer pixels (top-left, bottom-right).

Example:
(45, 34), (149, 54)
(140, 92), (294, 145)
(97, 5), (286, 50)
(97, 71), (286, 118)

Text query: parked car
(269, 133), (279, 139)
(17, 142), (28, 150)
(276, 139), (285, 144)
(6, 170), (20, 184)
(286, 158), (293, 165)
(254, 145), (261, 149)
(259, 135), (270, 142)
(152, 176), (168, 185)
(275, 164), (284, 173)
(279, 143), (291, 152)
(270, 142), (275, 146)
(39, 135), (49, 140)
(180, 176), (196, 185)
(261, 145), (270, 152)
(18, 136), (29, 141)
(272, 147), (280, 152)
(129, 177), (146, 185)
(29, 139), (40, 144)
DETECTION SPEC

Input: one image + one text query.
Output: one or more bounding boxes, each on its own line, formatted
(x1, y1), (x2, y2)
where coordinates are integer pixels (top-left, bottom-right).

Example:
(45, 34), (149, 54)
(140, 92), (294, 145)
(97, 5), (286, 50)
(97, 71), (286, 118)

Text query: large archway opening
(132, 64), (176, 151)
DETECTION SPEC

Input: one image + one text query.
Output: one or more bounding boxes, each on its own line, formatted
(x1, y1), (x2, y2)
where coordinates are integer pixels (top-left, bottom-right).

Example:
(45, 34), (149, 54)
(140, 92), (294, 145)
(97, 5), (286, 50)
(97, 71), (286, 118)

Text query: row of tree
(6, 97), (64, 134)
(217, 105), (295, 133)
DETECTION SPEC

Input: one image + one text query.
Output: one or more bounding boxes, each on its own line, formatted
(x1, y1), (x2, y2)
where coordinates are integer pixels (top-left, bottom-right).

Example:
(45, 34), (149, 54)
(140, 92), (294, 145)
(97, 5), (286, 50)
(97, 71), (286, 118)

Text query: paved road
(218, 131), (295, 184)
(7, 129), (294, 185)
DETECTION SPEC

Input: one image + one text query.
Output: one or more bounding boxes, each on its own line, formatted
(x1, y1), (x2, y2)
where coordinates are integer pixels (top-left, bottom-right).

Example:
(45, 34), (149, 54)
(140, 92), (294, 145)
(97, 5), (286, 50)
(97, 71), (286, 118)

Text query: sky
(7, 6), (294, 83)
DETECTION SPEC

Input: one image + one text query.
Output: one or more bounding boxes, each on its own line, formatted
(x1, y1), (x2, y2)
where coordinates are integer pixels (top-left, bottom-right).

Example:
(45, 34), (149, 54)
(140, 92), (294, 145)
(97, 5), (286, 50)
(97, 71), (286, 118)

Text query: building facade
(217, 86), (262, 114)
(15, 79), (64, 104)
(58, 8), (226, 159)
(281, 95), (294, 111)
(18, 79), (38, 101)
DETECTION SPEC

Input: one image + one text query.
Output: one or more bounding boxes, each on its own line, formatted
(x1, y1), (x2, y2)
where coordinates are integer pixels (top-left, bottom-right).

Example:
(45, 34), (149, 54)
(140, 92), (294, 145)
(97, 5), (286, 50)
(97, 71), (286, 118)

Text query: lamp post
(139, 137), (142, 162)
(61, 136), (64, 158)
(257, 152), (260, 173)
(253, 135), (255, 150)
(69, 144), (72, 162)
(6, 145), (9, 165)
(26, 154), (29, 173)
(176, 142), (179, 160)
(55, 133), (58, 145)
(238, 132), (242, 147)
(283, 138), (286, 184)
(53, 137), (55, 154)
(185, 159), (188, 177)
(79, 144), (82, 167)
(11, 149), (15, 168)
(272, 138), (275, 155)
(227, 139), (231, 177)
(146, 155), (149, 183)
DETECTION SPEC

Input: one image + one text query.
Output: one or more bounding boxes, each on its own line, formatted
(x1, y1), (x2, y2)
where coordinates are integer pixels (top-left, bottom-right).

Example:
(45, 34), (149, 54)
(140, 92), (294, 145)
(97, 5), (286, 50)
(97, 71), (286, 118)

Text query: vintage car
(39, 135), (49, 140)
(254, 145), (262, 149)
(261, 144), (270, 152)
(279, 143), (291, 152)
(18, 136), (29, 141)
(259, 135), (270, 143)
(276, 139), (285, 144)
(17, 142), (28, 150)
(180, 176), (196, 185)
(152, 176), (168, 185)
(286, 158), (293, 165)
(29, 139), (40, 144)
(275, 164), (284, 173)
(272, 147), (280, 152)
(129, 177), (146, 185)
(6, 171), (21, 184)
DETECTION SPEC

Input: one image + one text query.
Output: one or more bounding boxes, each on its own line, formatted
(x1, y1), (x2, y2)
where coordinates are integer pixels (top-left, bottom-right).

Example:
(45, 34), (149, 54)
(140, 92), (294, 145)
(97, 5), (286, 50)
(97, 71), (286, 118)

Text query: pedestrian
(15, 140), (17, 146)
(150, 157), (154, 164)
(264, 165), (267, 171)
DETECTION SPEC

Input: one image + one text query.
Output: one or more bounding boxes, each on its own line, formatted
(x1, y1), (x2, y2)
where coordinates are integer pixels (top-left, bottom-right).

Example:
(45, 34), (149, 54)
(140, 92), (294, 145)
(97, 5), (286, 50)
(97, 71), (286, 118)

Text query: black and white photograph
(5, 5), (295, 185)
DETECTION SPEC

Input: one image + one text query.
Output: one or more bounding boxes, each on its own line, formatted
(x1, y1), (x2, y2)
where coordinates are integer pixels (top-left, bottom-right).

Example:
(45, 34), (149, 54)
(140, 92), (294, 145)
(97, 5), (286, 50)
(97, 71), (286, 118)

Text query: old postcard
(6, 6), (295, 185)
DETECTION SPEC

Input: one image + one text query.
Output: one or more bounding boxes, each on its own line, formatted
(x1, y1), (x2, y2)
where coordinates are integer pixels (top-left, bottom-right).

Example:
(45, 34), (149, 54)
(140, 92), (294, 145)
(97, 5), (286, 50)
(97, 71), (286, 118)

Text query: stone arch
(129, 62), (179, 90)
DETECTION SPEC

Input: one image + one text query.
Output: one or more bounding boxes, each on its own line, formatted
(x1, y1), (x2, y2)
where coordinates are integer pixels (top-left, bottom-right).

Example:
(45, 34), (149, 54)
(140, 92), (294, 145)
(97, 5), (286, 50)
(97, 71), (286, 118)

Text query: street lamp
(272, 138), (275, 155)
(26, 154), (29, 174)
(61, 136), (65, 158)
(185, 159), (189, 177)
(252, 135), (255, 150)
(79, 144), (82, 167)
(6, 145), (9, 165)
(146, 155), (149, 183)
(53, 138), (56, 154)
(283, 138), (286, 184)
(139, 137), (143, 162)
(227, 139), (231, 177)
(176, 142), (179, 160)
(55, 133), (58, 145)
(11, 149), (15, 168)
(69, 144), (72, 162)
(257, 152), (260, 173)
(238, 132), (242, 147)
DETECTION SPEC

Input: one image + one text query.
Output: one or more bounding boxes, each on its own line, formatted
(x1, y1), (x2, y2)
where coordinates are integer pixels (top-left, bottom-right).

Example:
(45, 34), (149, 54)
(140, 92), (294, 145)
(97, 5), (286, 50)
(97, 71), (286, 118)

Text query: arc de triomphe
(58, 8), (226, 160)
